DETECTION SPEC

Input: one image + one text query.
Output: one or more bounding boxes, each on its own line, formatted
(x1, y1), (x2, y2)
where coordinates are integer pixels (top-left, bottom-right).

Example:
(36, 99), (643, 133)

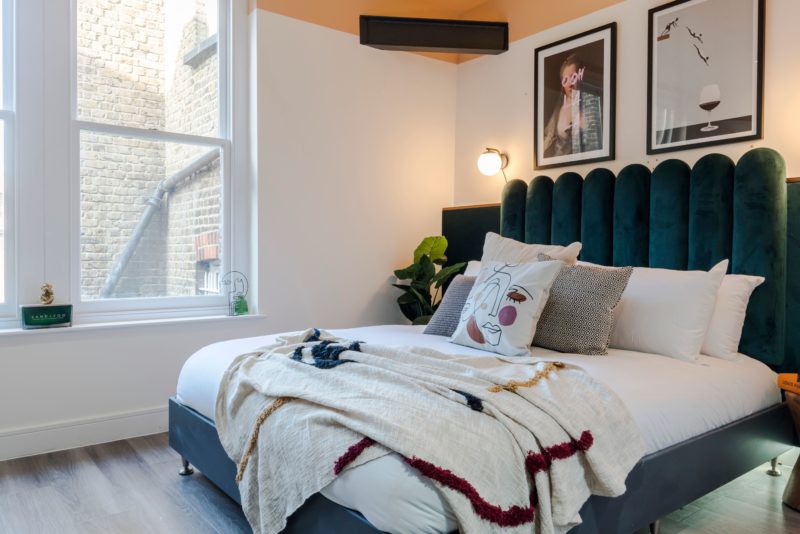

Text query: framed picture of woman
(534, 23), (616, 170)
(647, 0), (764, 154)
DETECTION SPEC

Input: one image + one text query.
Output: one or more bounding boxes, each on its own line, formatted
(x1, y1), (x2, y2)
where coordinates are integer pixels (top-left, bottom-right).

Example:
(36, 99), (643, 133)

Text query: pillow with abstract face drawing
(450, 260), (562, 357)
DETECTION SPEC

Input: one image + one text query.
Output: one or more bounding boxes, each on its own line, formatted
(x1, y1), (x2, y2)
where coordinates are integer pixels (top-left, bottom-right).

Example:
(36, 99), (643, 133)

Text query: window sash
(70, 124), (232, 314)
(73, 0), (230, 141)
(2, 0), (12, 111)
(0, 115), (14, 318)
(0, 0), (15, 318)
(69, 0), (234, 317)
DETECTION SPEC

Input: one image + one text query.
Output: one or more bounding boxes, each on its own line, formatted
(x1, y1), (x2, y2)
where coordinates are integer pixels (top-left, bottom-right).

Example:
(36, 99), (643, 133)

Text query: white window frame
(1, 0), (251, 329)
(0, 0), (15, 320)
(66, 0), (246, 323)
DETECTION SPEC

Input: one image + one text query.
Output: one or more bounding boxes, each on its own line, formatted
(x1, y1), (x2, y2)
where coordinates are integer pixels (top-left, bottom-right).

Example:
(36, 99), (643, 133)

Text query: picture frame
(534, 23), (616, 170)
(647, 0), (765, 155)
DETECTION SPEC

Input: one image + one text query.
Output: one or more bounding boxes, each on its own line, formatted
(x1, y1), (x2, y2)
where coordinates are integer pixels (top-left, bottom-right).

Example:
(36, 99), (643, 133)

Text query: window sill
(0, 313), (267, 338)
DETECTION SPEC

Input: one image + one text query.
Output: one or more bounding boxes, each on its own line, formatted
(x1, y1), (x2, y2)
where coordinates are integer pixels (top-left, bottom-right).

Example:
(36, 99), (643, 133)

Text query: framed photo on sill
(647, 0), (765, 155)
(534, 23), (616, 170)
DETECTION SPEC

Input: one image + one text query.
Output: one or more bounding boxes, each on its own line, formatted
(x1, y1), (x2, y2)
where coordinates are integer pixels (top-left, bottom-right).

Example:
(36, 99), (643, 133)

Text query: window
(0, 0), (13, 312)
(0, 0), (246, 329)
(74, 0), (231, 308)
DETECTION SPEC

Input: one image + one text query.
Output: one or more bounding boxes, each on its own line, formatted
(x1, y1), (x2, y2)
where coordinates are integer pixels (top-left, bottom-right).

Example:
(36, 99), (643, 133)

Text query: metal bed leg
(649, 519), (661, 534)
(178, 457), (195, 476)
(767, 457), (782, 477)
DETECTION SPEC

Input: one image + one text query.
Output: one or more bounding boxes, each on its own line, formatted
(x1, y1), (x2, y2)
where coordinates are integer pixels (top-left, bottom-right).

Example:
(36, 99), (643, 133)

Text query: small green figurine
(234, 294), (249, 316)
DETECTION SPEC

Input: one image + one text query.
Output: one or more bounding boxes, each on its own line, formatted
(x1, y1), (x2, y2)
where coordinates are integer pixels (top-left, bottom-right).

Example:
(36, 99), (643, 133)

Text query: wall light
(477, 148), (508, 182)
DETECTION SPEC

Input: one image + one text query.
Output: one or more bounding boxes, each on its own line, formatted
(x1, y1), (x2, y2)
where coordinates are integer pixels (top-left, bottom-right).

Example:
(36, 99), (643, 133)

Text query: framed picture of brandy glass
(647, 0), (764, 154)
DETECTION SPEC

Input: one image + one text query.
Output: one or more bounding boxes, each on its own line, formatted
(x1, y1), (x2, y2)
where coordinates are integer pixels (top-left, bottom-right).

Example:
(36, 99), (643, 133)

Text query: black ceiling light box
(359, 15), (508, 55)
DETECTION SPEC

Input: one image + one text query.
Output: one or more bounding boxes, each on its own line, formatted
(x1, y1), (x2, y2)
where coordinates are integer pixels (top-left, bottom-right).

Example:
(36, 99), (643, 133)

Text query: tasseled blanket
(216, 328), (645, 534)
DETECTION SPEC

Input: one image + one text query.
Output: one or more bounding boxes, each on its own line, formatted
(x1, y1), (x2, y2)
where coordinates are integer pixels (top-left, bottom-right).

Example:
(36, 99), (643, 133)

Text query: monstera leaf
(393, 263), (421, 282)
(394, 255), (436, 284)
(392, 283), (432, 308)
(413, 236), (449, 265)
(392, 236), (464, 324)
(432, 262), (466, 288)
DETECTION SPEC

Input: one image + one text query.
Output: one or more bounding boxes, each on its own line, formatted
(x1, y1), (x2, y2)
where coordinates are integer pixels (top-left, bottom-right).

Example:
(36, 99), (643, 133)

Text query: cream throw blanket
(216, 329), (645, 534)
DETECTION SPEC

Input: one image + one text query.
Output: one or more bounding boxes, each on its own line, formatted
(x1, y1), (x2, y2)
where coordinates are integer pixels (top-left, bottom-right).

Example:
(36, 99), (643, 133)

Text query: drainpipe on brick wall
(99, 149), (220, 298)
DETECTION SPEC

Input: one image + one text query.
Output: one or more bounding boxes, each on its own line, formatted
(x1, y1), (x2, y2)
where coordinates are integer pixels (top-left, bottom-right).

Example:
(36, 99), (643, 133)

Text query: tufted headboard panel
(499, 148), (790, 368)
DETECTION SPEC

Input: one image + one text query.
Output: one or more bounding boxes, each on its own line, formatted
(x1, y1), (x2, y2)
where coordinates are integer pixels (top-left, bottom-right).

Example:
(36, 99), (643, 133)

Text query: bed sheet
(176, 325), (780, 534)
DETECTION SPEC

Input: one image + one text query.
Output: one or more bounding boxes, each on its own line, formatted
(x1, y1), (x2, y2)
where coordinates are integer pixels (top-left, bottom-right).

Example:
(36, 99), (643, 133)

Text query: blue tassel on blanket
(291, 339), (362, 369)
(305, 328), (322, 342)
(452, 390), (484, 412)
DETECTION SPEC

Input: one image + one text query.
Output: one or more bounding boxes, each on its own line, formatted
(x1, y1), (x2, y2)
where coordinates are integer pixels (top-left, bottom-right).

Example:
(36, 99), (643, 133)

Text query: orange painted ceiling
(254, 0), (624, 63)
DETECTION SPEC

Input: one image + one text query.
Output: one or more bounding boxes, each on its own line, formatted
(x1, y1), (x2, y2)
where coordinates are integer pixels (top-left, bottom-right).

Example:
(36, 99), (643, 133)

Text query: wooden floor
(0, 434), (799, 534)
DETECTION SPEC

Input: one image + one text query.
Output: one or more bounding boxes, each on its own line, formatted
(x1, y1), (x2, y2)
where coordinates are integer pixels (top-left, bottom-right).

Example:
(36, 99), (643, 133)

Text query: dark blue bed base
(169, 396), (795, 533)
(169, 398), (382, 532)
(170, 148), (800, 532)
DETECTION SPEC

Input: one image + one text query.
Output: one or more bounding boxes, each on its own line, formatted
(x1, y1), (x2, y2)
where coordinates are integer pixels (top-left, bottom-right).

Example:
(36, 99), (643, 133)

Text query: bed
(169, 147), (799, 533)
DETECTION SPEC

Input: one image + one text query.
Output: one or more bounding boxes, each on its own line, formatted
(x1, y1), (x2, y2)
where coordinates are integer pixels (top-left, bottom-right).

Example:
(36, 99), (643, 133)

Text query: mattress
(176, 325), (780, 534)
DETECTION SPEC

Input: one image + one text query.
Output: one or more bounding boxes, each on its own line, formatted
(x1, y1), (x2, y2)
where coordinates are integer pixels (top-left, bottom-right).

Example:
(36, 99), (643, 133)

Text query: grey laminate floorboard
(0, 435), (798, 533)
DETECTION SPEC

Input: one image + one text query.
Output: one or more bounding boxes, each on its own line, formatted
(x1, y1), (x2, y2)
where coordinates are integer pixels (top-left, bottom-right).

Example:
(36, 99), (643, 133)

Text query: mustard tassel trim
(488, 362), (566, 393)
(235, 396), (293, 482)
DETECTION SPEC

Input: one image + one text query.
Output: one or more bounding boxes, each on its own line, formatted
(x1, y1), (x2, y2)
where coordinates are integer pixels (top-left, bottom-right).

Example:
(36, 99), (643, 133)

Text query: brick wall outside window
(78, 0), (221, 300)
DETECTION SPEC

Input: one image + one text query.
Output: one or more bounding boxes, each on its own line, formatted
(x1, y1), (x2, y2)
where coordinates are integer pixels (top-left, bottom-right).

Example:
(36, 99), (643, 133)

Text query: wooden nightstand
(783, 392), (800, 510)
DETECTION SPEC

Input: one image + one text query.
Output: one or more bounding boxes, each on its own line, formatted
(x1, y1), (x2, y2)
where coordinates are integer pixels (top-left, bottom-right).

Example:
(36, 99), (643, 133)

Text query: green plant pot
(412, 315), (432, 326)
(398, 299), (423, 323)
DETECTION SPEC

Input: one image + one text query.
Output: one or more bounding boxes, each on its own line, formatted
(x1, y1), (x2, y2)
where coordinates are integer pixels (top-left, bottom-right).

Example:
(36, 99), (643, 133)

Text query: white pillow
(450, 260), (562, 357)
(701, 274), (764, 361)
(481, 232), (582, 265)
(464, 260), (482, 277)
(609, 260), (728, 361)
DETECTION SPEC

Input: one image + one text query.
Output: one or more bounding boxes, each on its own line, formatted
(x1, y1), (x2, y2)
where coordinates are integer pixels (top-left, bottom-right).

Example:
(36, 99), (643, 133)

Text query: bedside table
(783, 392), (800, 510)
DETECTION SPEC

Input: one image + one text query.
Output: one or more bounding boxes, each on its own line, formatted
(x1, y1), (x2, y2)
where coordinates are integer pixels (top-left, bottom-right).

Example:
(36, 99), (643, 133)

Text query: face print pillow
(450, 260), (562, 357)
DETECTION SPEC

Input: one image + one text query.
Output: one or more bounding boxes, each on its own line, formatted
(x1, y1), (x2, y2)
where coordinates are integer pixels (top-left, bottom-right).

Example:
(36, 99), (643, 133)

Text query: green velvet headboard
(496, 147), (796, 370)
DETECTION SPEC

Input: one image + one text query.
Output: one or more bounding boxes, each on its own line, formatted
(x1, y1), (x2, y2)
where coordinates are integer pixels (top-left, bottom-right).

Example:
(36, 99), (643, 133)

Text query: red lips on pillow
(466, 316), (485, 344)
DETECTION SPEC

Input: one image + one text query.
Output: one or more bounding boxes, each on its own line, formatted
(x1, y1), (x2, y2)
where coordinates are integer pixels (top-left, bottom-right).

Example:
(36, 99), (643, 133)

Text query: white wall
(0, 317), (268, 460)
(254, 11), (456, 331)
(0, 9), (456, 461)
(454, 0), (800, 205)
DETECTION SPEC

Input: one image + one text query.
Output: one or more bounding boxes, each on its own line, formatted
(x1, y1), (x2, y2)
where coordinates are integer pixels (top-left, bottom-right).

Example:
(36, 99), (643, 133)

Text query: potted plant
(393, 236), (465, 325)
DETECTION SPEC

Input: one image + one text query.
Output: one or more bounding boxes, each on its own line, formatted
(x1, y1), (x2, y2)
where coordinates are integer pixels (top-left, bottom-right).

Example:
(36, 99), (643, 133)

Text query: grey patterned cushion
(423, 275), (476, 337)
(533, 255), (632, 355)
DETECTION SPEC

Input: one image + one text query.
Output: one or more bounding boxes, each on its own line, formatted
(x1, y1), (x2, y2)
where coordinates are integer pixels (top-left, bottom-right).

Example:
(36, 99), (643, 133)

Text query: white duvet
(176, 325), (780, 534)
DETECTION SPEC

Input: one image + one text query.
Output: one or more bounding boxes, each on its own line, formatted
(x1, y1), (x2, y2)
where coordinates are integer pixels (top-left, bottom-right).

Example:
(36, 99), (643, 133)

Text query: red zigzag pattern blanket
(216, 328), (645, 534)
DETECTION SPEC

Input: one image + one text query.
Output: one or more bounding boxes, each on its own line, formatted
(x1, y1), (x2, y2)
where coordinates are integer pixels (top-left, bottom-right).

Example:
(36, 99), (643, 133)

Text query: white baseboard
(0, 406), (168, 461)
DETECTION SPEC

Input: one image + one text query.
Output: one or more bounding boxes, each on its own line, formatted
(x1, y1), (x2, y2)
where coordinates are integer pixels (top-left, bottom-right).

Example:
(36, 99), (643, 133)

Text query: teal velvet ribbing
(500, 179), (527, 242)
(734, 148), (786, 366)
(688, 154), (735, 271)
(551, 172), (582, 246)
(613, 164), (651, 267)
(650, 160), (690, 270)
(786, 182), (800, 372)
(581, 168), (615, 265)
(525, 176), (553, 244)
(492, 148), (790, 368)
